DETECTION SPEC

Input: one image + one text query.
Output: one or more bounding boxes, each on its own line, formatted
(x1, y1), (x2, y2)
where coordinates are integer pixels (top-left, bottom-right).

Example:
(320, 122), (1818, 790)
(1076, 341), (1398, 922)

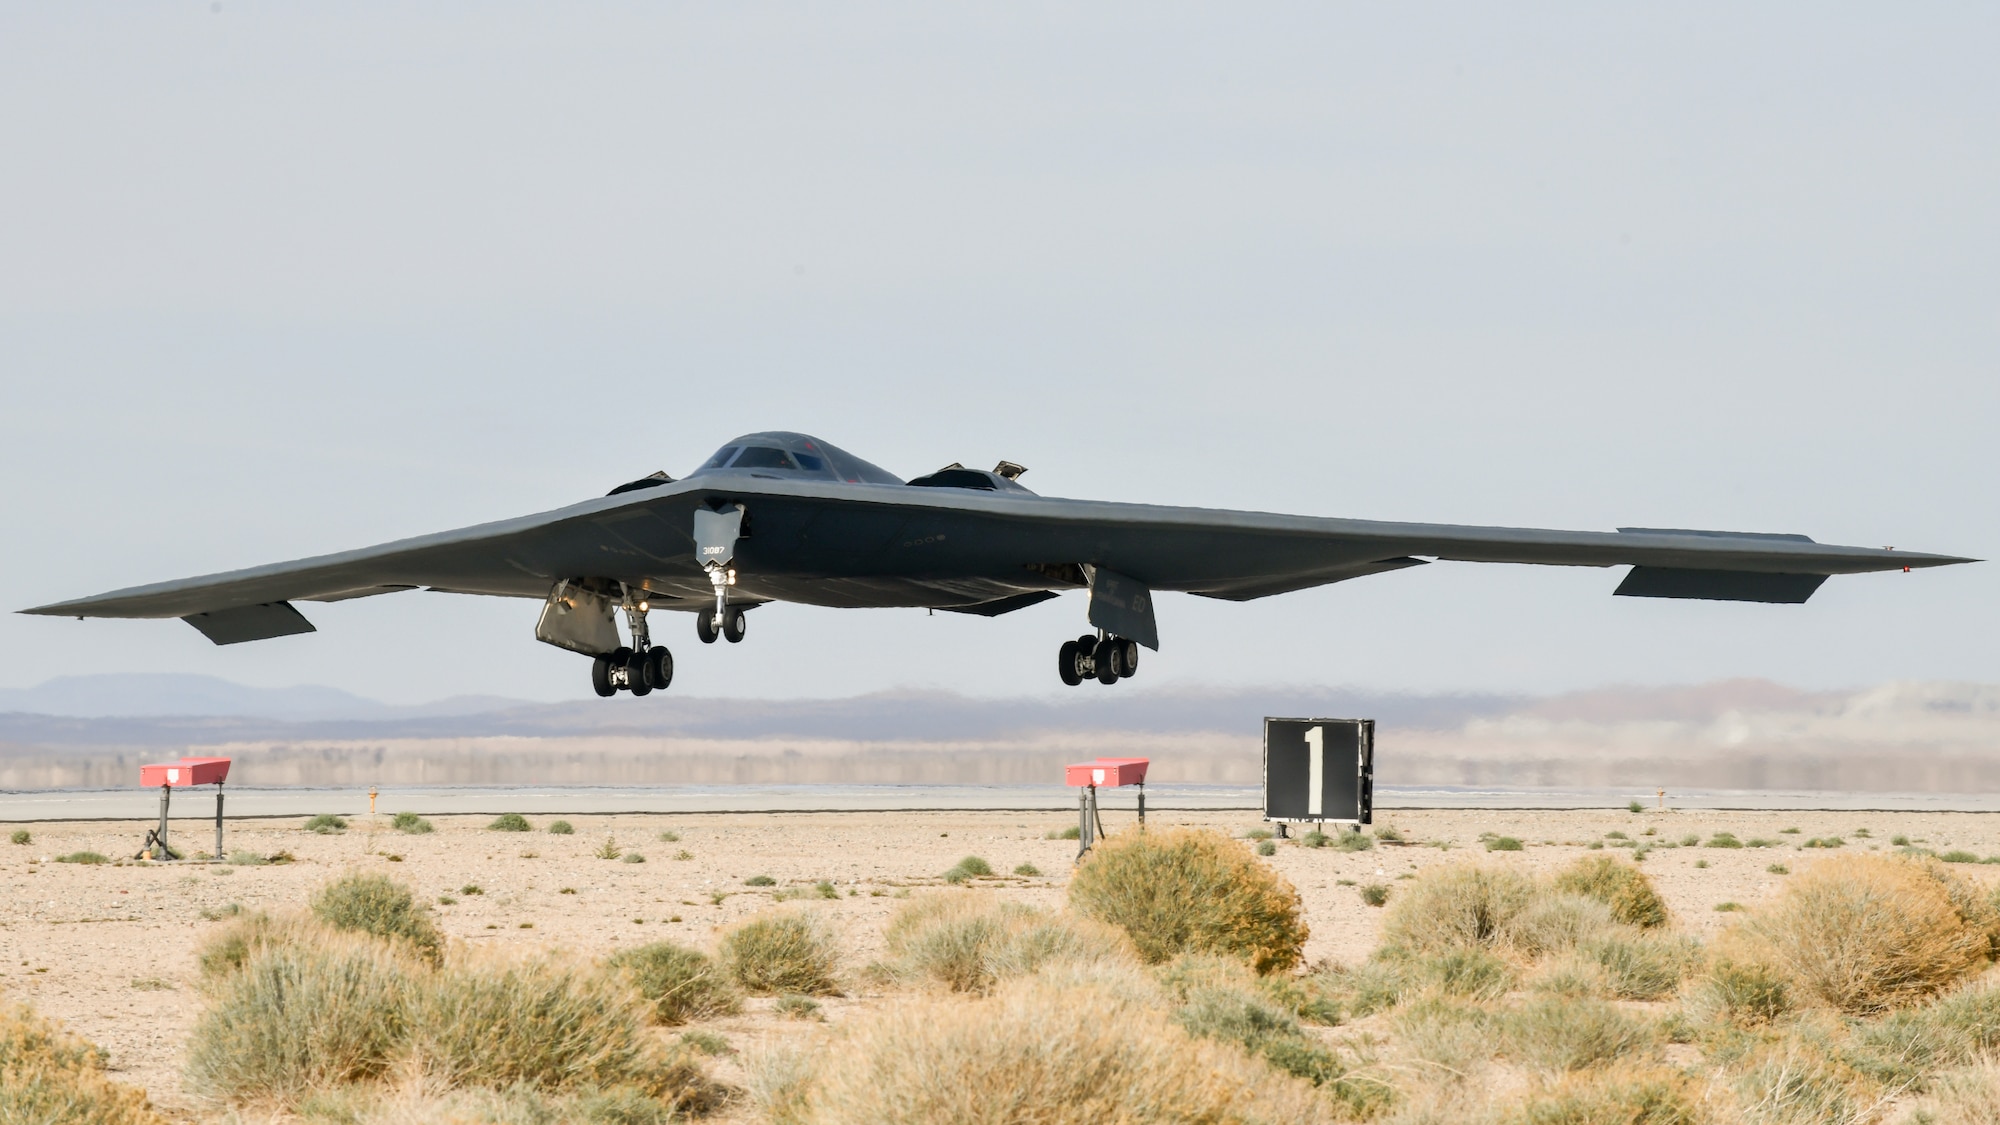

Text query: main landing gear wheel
(722, 605), (748, 643)
(647, 646), (673, 691)
(591, 655), (616, 697)
(1054, 634), (1141, 687)
(696, 611), (719, 644)
(627, 649), (654, 696)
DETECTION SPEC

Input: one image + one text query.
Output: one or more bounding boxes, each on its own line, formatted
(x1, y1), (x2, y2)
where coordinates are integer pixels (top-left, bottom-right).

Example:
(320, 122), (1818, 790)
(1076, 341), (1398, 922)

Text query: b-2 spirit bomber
(22, 432), (1974, 696)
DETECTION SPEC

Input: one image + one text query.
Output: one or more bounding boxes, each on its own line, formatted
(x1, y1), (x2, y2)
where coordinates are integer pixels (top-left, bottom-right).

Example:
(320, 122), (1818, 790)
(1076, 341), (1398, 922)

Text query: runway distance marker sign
(1264, 717), (1373, 826)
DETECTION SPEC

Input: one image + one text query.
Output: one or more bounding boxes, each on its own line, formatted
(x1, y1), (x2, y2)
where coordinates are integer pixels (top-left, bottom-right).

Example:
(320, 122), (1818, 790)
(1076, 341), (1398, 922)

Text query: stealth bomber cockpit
(22, 431), (1975, 697)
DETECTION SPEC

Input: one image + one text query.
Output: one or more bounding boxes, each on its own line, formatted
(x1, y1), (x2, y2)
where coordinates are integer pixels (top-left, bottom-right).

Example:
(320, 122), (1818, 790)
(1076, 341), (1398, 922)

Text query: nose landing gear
(1058, 633), (1139, 687)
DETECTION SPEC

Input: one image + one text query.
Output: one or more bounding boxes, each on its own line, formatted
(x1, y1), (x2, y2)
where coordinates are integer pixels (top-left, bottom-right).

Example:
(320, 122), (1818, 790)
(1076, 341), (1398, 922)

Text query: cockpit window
(795, 453), (825, 472)
(702, 447), (739, 469)
(731, 447), (798, 470)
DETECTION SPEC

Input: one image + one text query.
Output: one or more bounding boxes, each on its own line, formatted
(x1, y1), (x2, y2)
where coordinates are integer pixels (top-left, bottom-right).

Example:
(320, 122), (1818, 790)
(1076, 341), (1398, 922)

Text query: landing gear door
(535, 583), (621, 656)
(1263, 717), (1374, 826)
(1086, 567), (1159, 650)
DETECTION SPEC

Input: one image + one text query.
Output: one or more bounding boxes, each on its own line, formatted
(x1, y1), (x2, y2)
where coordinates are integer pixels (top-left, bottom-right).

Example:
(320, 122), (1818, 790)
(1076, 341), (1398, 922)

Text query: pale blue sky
(1, 3), (1993, 703)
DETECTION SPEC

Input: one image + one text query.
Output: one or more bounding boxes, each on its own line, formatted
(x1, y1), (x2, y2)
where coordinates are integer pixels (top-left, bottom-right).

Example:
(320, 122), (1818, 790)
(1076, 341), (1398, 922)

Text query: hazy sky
(2, 4), (1993, 704)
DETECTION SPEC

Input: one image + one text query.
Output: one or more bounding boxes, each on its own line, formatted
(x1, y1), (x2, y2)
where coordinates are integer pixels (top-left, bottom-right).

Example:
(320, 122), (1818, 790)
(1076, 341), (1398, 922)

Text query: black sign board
(1263, 717), (1374, 825)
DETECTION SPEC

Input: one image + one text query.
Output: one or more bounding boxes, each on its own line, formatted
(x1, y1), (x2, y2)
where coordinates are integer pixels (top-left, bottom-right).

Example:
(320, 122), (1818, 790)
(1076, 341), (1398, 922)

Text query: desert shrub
(605, 942), (742, 1025)
(1156, 953), (1338, 1026)
(1014, 863), (1042, 877)
(775, 994), (823, 1020)
(390, 811), (433, 834)
(1173, 984), (1346, 1086)
(1503, 893), (1620, 959)
(1360, 883), (1391, 907)
(1487, 836), (1525, 852)
(196, 910), (328, 980)
(1068, 827), (1307, 974)
(1392, 995), (1498, 1075)
(1048, 825), (1081, 840)
(1739, 855), (1992, 1014)
(781, 966), (1334, 1123)
(1506, 1062), (1700, 1125)
(1308, 959), (1411, 1018)
(942, 855), (993, 883)
(1529, 954), (1611, 1000)
(622, 852), (645, 864)
(1243, 828), (1273, 841)
(1552, 854), (1670, 929)
(0, 1003), (167, 1125)
(720, 908), (842, 995)
(302, 814), (347, 834)
(1334, 830), (1374, 852)
(1256, 840), (1276, 857)
(1300, 829), (1330, 848)
(185, 933), (418, 1101)
(1380, 864), (1534, 956)
(1729, 1033), (1880, 1125)
(8, 829), (29, 845)
(885, 894), (1128, 993)
(488, 813), (532, 832)
(1580, 933), (1700, 1001)
(1501, 995), (1652, 1075)
(1707, 832), (1743, 849)
(1418, 947), (1515, 1001)
(1906, 1060), (2000, 1125)
(54, 850), (108, 865)
(744, 874), (776, 886)
(549, 819), (575, 834)
(1703, 959), (1793, 1026)
(411, 952), (657, 1092)
(309, 872), (445, 967)
(1905, 854), (2000, 958)
(1849, 982), (2000, 1085)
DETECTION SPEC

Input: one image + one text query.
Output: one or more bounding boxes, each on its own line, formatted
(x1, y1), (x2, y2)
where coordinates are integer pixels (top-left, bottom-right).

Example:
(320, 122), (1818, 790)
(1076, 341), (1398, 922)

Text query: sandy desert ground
(3, 803), (1998, 1122)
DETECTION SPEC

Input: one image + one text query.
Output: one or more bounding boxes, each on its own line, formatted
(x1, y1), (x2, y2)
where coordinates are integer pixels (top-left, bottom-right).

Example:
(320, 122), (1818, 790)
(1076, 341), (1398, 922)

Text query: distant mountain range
(4, 674), (1996, 794)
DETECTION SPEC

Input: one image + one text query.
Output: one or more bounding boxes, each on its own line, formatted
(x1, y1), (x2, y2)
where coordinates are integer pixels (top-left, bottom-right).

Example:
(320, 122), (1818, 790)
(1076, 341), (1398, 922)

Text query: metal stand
(214, 782), (226, 861)
(1136, 781), (1145, 826)
(1275, 821), (1289, 839)
(1077, 784), (1097, 859)
(141, 784), (172, 860)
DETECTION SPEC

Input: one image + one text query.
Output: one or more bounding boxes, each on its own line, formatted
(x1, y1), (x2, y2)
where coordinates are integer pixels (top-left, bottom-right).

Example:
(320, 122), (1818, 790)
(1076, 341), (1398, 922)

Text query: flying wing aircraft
(21, 431), (1974, 697)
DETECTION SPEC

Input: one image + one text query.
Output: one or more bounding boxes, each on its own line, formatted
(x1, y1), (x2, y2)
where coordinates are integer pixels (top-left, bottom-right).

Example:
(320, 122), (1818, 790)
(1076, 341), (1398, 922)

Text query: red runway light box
(139, 757), (232, 788)
(1064, 757), (1149, 788)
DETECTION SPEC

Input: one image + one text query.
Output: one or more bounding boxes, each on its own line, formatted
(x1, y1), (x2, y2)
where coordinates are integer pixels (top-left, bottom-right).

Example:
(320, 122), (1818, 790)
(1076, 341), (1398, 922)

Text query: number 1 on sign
(1305, 725), (1323, 817)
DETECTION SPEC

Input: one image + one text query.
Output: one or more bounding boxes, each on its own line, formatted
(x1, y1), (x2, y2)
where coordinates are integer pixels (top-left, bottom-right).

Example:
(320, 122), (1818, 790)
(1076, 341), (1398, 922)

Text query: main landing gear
(1058, 633), (1139, 687)
(591, 593), (674, 698)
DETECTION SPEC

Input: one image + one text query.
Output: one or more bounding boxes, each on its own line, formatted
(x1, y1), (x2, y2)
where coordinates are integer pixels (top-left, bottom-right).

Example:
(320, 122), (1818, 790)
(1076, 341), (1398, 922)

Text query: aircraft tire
(627, 650), (654, 696)
(696, 612), (719, 644)
(722, 606), (748, 643)
(590, 656), (616, 698)
(1058, 640), (1082, 686)
(648, 646), (674, 691)
(1118, 639), (1139, 678)
(1096, 647), (1121, 685)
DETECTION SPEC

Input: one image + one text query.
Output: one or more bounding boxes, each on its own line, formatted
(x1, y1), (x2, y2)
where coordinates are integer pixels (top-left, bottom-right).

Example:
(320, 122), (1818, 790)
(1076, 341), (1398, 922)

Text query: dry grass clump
(1728, 1032), (1883, 1125)
(605, 941), (743, 1025)
(1697, 959), (1793, 1027)
(1069, 827), (1308, 974)
(185, 930), (420, 1102)
(1499, 995), (1654, 1076)
(1390, 995), (1498, 1077)
(1503, 893), (1620, 959)
(720, 907), (843, 995)
(1503, 1062), (1701, 1125)
(755, 965), (1335, 1123)
(410, 951), (658, 1093)
(1903, 1060), (2000, 1125)
(195, 909), (327, 980)
(883, 893), (1132, 993)
(1736, 855), (1993, 1014)
(310, 872), (445, 967)
(1847, 980), (2000, 1086)
(0, 1003), (168, 1125)
(1552, 854), (1670, 929)
(1379, 863), (1534, 956)
(1577, 932), (1701, 1001)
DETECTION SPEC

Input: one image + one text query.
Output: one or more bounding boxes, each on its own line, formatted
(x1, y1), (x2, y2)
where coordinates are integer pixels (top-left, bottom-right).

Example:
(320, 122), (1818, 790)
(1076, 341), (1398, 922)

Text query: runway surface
(3, 782), (1998, 822)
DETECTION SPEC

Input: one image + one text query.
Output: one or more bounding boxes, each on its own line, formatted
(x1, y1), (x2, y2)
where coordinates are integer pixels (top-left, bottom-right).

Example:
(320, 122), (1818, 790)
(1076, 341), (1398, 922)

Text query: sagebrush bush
(310, 872), (445, 967)
(1579, 932), (1699, 1001)
(781, 965), (1332, 1123)
(195, 910), (321, 980)
(390, 811), (433, 834)
(1500, 995), (1652, 1075)
(1728, 1033), (1880, 1125)
(0, 1003), (167, 1125)
(1739, 855), (1991, 1014)
(942, 855), (993, 884)
(1849, 981), (2000, 1083)
(884, 894), (1131, 993)
(1068, 827), (1308, 974)
(1392, 995), (1497, 1075)
(1505, 1062), (1700, 1125)
(303, 814), (347, 834)
(1551, 854), (1669, 929)
(605, 941), (742, 1025)
(185, 933), (418, 1102)
(720, 908), (842, 995)
(1380, 864), (1534, 956)
(1702, 959), (1792, 1026)
(1502, 893), (1619, 959)
(488, 813), (532, 832)
(1907, 1060), (2000, 1125)
(411, 952), (657, 1092)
